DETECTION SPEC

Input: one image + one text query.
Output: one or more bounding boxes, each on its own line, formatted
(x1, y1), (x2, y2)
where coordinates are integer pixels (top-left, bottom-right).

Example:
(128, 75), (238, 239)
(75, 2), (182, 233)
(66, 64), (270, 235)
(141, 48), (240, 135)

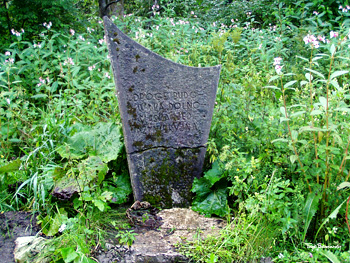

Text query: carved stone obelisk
(104, 17), (221, 207)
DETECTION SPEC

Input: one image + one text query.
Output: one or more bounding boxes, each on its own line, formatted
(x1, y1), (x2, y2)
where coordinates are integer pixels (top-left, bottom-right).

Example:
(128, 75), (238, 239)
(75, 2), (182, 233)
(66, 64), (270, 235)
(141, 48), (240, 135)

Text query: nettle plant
(268, 26), (350, 242)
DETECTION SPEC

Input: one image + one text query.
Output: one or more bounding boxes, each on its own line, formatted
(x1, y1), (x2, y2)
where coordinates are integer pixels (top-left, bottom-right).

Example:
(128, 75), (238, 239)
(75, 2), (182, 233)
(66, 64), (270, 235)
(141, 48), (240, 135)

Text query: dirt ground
(0, 211), (40, 263)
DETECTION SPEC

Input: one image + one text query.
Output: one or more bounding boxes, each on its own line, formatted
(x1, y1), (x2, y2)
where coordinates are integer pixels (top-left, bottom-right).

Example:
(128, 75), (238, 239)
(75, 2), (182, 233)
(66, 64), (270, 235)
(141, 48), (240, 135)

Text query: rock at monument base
(14, 236), (49, 263)
(96, 208), (226, 263)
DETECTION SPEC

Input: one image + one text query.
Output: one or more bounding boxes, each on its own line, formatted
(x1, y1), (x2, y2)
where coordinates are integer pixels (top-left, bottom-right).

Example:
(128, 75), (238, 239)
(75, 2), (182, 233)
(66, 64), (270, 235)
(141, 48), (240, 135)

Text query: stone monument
(103, 17), (221, 208)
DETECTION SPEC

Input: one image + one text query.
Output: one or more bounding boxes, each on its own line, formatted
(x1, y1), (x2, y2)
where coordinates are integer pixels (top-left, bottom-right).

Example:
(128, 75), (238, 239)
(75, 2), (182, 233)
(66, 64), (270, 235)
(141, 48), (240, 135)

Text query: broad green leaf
(291, 130), (298, 140)
(305, 68), (325, 79)
(0, 159), (21, 173)
(334, 107), (350, 112)
(337, 182), (350, 190)
(296, 55), (308, 62)
(9, 138), (21, 143)
(302, 192), (321, 241)
(289, 104), (306, 108)
(31, 94), (48, 99)
(330, 70), (348, 80)
(317, 249), (341, 263)
(330, 80), (340, 89)
(305, 73), (313, 81)
(279, 117), (290, 123)
(263, 85), (280, 90)
(284, 80), (297, 89)
(191, 177), (211, 197)
(300, 80), (308, 86)
(312, 56), (323, 62)
(43, 208), (68, 236)
(284, 73), (296, 76)
(319, 97), (327, 108)
(92, 199), (105, 211)
(100, 191), (113, 201)
(57, 122), (122, 162)
(271, 138), (289, 143)
(61, 247), (78, 263)
(290, 155), (298, 164)
(290, 111), (305, 117)
(310, 110), (323, 115)
(269, 76), (280, 82)
(53, 157), (108, 197)
(192, 188), (228, 217)
(80, 156), (108, 184)
(280, 106), (286, 115)
(109, 173), (132, 204)
(330, 44), (336, 56)
(79, 255), (97, 263)
(299, 126), (322, 133)
(204, 161), (223, 185)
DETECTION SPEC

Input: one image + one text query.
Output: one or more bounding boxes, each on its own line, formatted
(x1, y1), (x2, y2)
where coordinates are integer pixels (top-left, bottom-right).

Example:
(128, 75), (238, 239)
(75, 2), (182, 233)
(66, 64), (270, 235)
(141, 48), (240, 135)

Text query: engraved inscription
(127, 89), (207, 135)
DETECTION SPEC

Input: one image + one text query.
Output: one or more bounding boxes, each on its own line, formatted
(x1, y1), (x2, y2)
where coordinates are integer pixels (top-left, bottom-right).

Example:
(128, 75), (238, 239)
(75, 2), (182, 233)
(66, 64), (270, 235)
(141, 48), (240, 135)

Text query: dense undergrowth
(1, 0), (350, 262)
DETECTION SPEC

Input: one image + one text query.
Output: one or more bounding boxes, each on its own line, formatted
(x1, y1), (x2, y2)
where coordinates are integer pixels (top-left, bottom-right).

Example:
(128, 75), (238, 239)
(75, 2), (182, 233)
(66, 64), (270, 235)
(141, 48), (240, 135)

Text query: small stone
(14, 236), (49, 263)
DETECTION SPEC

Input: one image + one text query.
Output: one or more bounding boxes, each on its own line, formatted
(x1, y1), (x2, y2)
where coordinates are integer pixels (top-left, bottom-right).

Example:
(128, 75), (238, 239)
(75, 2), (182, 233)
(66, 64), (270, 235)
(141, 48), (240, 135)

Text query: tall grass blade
(303, 191), (321, 241)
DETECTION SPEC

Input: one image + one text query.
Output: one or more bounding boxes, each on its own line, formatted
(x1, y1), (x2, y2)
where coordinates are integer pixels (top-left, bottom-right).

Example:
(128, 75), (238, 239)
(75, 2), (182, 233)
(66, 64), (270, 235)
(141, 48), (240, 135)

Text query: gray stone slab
(104, 17), (221, 207)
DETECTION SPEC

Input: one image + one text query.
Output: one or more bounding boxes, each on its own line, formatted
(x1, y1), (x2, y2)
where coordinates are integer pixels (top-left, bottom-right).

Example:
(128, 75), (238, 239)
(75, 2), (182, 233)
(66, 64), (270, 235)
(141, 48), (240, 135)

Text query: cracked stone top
(104, 17), (221, 154)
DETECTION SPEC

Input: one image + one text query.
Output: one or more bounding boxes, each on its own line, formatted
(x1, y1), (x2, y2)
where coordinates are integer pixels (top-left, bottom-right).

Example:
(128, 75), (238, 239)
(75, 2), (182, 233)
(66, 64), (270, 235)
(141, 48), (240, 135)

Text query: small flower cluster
(88, 64), (96, 71)
(70, 29), (75, 36)
(4, 57), (14, 64)
(105, 72), (111, 79)
(87, 27), (95, 33)
(330, 31), (339, 38)
(303, 34), (327, 48)
(135, 29), (146, 39)
(78, 35), (85, 41)
(152, 4), (159, 15)
(273, 57), (283, 74)
(246, 11), (252, 16)
(339, 5), (350, 12)
(4, 52), (14, 64)
(151, 4), (159, 10)
(98, 38), (105, 45)
(43, 22), (52, 29)
(269, 24), (277, 31)
(37, 77), (50, 87)
(190, 11), (197, 18)
(33, 43), (42, 48)
(11, 28), (24, 37)
(63, 57), (74, 66)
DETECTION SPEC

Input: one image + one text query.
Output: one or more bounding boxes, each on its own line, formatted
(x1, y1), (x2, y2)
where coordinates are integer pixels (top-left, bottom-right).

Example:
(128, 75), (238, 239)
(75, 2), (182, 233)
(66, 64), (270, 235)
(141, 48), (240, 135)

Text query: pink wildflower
(330, 31), (339, 38)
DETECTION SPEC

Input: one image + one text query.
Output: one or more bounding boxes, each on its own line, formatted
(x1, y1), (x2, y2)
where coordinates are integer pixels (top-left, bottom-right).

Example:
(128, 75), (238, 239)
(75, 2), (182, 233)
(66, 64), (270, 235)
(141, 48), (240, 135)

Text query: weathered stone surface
(104, 17), (221, 207)
(96, 208), (226, 263)
(128, 147), (206, 207)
